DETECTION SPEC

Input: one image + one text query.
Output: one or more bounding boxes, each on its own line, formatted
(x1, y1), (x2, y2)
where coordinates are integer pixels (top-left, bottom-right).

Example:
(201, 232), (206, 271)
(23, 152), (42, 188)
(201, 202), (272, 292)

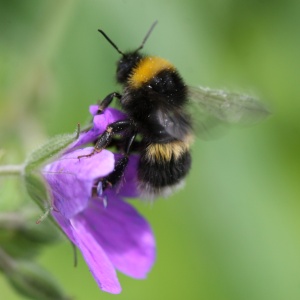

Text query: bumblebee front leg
(97, 131), (137, 191)
(78, 119), (132, 159)
(97, 92), (121, 113)
(100, 156), (129, 191)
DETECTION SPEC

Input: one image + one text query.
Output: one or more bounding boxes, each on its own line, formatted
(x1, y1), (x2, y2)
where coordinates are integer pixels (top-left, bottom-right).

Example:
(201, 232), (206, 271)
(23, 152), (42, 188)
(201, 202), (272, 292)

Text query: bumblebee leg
(97, 92), (122, 113)
(101, 156), (129, 190)
(78, 119), (132, 159)
(97, 131), (137, 192)
(124, 131), (137, 155)
(94, 119), (132, 151)
(106, 137), (143, 152)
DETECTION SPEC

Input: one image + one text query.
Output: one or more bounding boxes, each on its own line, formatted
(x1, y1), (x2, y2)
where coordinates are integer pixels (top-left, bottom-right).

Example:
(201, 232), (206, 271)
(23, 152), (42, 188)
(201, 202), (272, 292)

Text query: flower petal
(71, 108), (127, 149)
(78, 195), (156, 279)
(71, 217), (122, 293)
(52, 211), (121, 294)
(43, 148), (114, 218)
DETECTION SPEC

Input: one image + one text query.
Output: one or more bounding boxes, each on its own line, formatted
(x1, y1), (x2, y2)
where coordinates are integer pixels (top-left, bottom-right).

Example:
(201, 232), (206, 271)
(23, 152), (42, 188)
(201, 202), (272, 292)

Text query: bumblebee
(84, 21), (269, 199)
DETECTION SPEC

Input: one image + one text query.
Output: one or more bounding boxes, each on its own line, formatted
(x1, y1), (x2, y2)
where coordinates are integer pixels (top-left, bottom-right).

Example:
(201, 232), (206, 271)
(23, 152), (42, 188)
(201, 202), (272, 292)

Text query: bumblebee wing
(155, 108), (193, 140)
(188, 86), (270, 125)
(187, 86), (270, 139)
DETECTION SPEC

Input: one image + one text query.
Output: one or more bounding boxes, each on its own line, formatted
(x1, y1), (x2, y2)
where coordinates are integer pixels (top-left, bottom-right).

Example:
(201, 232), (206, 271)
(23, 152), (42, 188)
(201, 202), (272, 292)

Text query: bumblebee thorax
(128, 56), (175, 89)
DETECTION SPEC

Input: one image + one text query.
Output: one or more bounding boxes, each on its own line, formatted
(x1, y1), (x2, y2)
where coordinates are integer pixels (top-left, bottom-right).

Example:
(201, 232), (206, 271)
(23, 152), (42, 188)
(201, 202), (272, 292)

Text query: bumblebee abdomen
(144, 141), (190, 162)
(138, 141), (192, 198)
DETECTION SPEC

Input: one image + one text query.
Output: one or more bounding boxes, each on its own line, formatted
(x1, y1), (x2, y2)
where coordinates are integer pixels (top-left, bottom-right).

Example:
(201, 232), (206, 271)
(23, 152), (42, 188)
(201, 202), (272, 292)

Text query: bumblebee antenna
(98, 29), (124, 56)
(135, 20), (158, 52)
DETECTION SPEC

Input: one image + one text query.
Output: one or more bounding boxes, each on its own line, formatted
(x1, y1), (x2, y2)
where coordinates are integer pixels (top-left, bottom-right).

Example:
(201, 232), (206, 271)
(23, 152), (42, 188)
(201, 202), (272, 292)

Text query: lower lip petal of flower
(52, 193), (155, 294)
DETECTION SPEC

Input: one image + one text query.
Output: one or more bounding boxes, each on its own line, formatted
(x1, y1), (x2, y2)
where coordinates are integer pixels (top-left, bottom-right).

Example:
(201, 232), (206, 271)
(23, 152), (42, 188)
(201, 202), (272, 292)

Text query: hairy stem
(0, 165), (24, 177)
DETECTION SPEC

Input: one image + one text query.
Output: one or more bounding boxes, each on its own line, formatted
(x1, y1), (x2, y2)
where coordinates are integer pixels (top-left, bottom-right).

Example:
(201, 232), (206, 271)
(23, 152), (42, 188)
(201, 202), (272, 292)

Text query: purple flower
(42, 108), (156, 294)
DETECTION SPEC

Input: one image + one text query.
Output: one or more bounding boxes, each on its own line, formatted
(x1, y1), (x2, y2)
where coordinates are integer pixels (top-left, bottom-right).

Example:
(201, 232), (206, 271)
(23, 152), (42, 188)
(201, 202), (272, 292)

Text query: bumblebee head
(98, 21), (158, 84)
(116, 52), (143, 84)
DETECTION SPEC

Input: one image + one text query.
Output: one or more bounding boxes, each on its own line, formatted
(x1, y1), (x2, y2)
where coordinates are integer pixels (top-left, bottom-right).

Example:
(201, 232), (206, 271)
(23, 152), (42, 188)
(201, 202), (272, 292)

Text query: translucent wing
(187, 86), (270, 139)
(188, 86), (270, 125)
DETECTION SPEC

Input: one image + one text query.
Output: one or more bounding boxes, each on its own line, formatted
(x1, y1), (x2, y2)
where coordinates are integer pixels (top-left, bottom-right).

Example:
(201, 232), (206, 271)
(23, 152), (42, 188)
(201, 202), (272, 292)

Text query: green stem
(0, 165), (24, 177)
(0, 212), (26, 229)
(0, 246), (16, 273)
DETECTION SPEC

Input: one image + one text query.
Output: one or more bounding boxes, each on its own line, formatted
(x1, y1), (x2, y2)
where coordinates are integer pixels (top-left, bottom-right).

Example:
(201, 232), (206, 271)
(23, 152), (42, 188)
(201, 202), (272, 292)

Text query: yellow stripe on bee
(145, 140), (190, 162)
(129, 56), (175, 89)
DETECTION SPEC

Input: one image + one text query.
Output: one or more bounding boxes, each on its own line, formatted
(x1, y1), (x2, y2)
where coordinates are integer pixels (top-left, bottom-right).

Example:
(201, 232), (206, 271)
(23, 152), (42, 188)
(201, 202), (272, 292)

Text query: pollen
(129, 56), (175, 88)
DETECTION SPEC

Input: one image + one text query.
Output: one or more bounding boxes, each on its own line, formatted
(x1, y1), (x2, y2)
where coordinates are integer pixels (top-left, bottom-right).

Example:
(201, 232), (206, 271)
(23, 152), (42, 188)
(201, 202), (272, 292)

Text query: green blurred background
(1, 0), (300, 299)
